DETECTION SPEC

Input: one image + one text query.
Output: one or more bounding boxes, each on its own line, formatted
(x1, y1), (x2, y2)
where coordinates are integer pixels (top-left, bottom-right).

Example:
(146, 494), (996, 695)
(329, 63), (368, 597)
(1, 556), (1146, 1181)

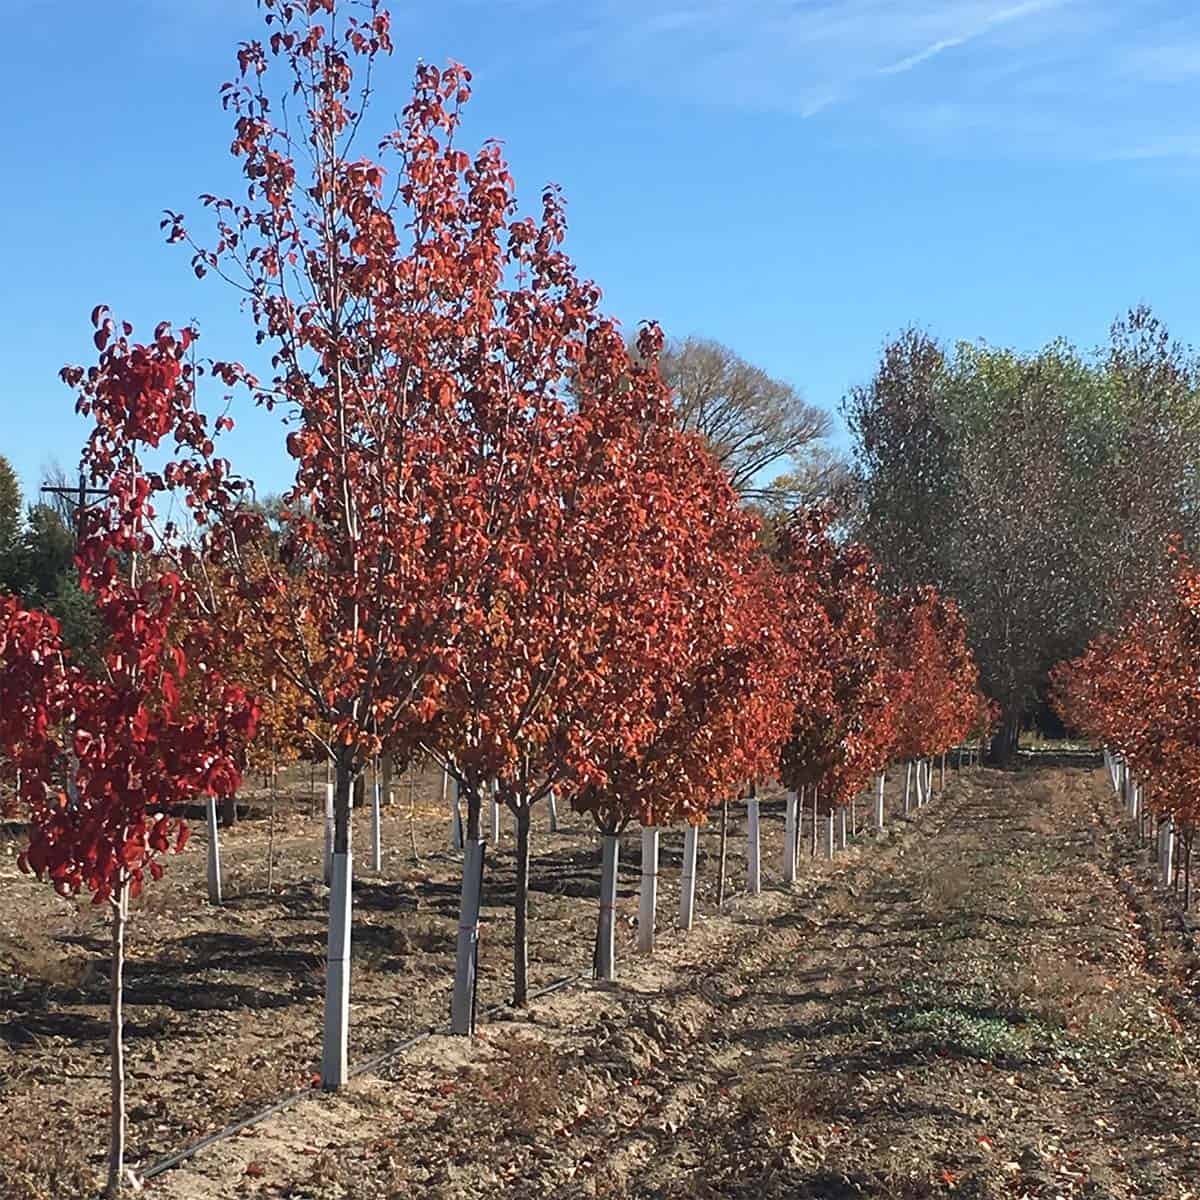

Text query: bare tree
(656, 337), (831, 500)
(37, 460), (79, 528)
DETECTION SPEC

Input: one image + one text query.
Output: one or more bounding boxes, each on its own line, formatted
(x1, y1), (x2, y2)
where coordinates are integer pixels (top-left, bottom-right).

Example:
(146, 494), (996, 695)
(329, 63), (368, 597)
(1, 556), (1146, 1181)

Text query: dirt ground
(3, 758), (1200, 1198)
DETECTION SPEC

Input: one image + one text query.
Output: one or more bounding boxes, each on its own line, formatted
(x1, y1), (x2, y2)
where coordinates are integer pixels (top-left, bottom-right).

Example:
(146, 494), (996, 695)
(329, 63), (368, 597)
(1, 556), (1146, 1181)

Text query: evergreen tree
(0, 455), (23, 591)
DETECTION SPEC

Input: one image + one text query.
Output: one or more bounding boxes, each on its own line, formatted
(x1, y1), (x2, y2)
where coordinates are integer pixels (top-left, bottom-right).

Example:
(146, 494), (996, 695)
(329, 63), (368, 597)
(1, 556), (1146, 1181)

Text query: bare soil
(3, 760), (1200, 1199)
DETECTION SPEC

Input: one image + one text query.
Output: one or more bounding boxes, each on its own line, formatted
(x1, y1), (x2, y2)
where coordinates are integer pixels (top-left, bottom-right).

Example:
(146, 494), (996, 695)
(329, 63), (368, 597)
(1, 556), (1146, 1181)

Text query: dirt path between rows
(136, 764), (1200, 1200)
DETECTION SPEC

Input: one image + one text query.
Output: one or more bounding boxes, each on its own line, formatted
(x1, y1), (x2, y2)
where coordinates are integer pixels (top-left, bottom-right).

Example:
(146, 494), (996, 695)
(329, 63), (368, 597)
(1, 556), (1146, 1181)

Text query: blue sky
(3, 0), (1199, 502)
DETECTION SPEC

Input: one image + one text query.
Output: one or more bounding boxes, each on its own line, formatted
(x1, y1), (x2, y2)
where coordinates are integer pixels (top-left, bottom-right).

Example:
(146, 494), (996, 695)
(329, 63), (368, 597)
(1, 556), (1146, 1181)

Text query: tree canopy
(845, 306), (1200, 758)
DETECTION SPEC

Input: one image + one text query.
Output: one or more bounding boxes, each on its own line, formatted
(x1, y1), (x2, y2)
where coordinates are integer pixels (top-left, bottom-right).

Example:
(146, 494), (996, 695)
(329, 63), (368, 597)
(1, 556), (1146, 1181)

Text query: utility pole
(41, 470), (105, 531)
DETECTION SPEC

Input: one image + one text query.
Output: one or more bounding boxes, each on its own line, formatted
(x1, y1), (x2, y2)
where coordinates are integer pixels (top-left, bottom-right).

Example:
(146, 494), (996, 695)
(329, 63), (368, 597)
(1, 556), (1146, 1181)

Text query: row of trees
(846, 312), (1200, 759)
(0, 2), (984, 1194)
(1052, 552), (1200, 903)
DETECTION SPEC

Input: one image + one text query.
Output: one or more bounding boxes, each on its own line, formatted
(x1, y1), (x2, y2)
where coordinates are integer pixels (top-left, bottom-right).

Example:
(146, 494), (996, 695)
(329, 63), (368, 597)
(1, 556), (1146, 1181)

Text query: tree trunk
(811, 786), (818, 857)
(370, 766), (382, 872)
(206, 795), (222, 905)
(1160, 817), (1175, 886)
(783, 789), (798, 884)
(825, 808), (835, 860)
(904, 761), (912, 815)
(746, 793), (761, 895)
(875, 772), (886, 829)
(796, 785), (805, 874)
(548, 790), (559, 833)
(717, 798), (729, 906)
(321, 750), (355, 1090)
(221, 793), (237, 827)
(451, 790), (484, 1035)
(105, 886), (129, 1199)
(407, 767), (421, 867)
(839, 806), (847, 850)
(267, 757), (278, 893)
(446, 769), (463, 850)
(679, 823), (699, 930)
(638, 826), (659, 953)
(986, 712), (1022, 765)
(513, 803), (531, 1006)
(595, 834), (619, 981)
(323, 778), (335, 886)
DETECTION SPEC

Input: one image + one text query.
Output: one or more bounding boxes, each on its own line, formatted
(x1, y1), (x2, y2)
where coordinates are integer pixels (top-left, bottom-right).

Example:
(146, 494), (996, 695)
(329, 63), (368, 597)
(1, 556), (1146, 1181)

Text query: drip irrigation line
(138, 970), (587, 1185)
(123, 768), (954, 1190)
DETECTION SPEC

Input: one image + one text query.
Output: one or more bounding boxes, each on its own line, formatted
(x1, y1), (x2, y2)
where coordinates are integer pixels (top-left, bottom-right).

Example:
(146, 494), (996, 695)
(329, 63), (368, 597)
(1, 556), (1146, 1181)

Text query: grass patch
(896, 1003), (1050, 1065)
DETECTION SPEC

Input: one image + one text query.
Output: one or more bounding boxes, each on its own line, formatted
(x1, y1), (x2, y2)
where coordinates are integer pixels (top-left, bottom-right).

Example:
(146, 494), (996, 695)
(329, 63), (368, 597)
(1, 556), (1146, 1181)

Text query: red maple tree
(2, 316), (258, 1197)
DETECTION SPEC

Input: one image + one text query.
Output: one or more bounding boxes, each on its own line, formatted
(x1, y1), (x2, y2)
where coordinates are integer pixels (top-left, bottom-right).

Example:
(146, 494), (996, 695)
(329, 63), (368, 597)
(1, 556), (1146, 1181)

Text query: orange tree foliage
(1053, 555), (1200, 835)
(182, 550), (315, 775)
(883, 586), (983, 765)
(568, 446), (795, 836)
(775, 508), (892, 812)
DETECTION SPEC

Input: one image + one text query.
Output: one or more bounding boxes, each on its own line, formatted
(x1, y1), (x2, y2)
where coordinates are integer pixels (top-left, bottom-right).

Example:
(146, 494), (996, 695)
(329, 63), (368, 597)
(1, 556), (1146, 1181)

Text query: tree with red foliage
(882, 586), (982, 803)
(1, 316), (258, 1197)
(776, 508), (891, 827)
(568, 437), (795, 978)
(409, 319), (774, 1011)
(1053, 555), (1200, 902)
(163, 0), (739, 1073)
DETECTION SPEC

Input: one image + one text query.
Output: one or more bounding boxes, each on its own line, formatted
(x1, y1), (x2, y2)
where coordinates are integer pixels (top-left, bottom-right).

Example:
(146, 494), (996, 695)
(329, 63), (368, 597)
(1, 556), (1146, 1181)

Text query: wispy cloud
(520, 0), (1081, 124)
(347, 2), (1200, 164)
(878, 0), (1060, 76)
(489, 0), (1200, 164)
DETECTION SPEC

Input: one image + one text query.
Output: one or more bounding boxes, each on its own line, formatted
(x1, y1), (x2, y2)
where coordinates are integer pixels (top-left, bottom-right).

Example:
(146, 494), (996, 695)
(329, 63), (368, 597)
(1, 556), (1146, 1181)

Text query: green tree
(19, 503), (75, 601)
(845, 309), (1200, 761)
(0, 455), (23, 591)
(47, 569), (103, 671)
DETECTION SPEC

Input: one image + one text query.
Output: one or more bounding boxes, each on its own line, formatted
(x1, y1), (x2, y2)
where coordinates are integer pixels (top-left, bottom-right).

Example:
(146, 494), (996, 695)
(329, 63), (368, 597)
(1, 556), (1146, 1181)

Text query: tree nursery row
(0, 3), (998, 1195)
(1053, 551), (1200, 905)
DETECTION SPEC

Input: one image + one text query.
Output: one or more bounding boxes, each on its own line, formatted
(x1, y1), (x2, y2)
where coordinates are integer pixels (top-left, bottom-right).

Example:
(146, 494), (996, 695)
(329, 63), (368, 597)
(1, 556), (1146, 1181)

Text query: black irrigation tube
(138, 970), (587, 1184)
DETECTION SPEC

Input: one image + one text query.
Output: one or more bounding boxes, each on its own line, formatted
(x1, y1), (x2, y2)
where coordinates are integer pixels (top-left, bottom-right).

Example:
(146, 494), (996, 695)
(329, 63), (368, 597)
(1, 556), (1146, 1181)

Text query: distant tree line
(844, 306), (1200, 761)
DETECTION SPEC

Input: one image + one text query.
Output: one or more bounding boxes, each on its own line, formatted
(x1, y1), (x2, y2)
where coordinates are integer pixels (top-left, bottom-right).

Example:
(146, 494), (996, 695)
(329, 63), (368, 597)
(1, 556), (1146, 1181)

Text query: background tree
(842, 328), (954, 591)
(0, 454), (21, 590)
(655, 335), (831, 502)
(18, 502), (76, 601)
(844, 310), (1200, 761)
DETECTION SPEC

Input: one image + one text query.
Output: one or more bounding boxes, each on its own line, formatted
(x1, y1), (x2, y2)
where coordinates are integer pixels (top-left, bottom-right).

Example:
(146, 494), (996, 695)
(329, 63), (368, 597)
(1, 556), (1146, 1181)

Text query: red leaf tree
(568, 437), (795, 977)
(1053, 554), (1200, 901)
(878, 586), (983, 808)
(776, 508), (891, 822)
(163, 0), (751, 1071)
(1, 317), (257, 1198)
